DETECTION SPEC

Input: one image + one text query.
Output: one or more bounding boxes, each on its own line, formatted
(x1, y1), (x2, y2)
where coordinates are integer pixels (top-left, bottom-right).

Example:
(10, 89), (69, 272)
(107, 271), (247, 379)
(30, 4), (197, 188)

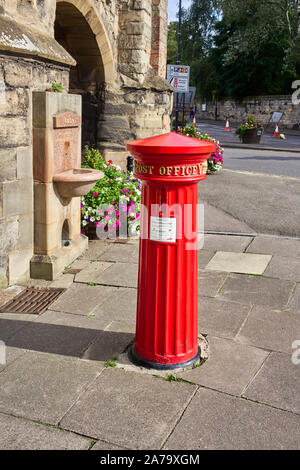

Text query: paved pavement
(0, 231), (299, 450)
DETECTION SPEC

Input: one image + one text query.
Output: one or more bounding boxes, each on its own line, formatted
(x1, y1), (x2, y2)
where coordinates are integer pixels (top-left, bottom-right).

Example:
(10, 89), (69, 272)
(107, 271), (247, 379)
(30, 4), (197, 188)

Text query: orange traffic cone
(193, 115), (196, 127)
(225, 118), (230, 132)
(274, 123), (279, 138)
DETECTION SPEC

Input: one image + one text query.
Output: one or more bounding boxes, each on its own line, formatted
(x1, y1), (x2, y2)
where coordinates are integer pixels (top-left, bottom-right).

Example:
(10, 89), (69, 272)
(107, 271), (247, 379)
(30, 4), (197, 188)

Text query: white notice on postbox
(150, 216), (177, 243)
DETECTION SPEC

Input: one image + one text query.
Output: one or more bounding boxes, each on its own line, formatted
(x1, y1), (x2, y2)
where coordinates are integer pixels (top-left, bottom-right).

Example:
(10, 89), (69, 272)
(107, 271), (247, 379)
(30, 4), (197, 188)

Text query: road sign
(167, 64), (190, 93)
(270, 112), (283, 123)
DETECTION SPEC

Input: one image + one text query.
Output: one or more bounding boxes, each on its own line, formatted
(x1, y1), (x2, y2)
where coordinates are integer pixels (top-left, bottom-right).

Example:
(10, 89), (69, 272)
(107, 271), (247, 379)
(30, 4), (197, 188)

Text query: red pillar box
(126, 132), (216, 369)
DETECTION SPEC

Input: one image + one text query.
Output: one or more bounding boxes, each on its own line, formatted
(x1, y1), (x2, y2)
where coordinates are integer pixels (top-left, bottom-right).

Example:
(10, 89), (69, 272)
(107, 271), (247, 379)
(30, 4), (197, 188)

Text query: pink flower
(93, 192), (98, 197)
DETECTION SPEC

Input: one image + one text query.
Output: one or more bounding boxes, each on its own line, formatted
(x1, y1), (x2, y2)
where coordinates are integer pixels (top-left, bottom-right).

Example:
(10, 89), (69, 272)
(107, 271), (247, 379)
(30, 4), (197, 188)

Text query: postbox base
(129, 346), (201, 371)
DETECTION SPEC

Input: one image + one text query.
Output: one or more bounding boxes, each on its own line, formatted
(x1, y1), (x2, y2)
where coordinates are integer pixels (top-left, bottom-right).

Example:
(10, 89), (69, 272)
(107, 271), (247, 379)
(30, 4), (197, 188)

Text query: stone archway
(54, 0), (115, 148)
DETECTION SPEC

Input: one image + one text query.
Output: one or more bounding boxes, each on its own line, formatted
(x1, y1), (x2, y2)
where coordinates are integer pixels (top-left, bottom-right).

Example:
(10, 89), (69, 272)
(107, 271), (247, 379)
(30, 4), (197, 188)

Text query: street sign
(270, 112), (283, 123)
(167, 64), (190, 93)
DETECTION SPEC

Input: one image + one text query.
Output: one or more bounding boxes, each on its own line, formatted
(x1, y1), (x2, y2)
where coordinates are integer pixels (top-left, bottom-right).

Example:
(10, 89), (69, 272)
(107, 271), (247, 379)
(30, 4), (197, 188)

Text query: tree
(220, 0), (300, 73)
(167, 21), (178, 65)
(167, 0), (299, 99)
(167, 1), (220, 98)
(210, 19), (294, 98)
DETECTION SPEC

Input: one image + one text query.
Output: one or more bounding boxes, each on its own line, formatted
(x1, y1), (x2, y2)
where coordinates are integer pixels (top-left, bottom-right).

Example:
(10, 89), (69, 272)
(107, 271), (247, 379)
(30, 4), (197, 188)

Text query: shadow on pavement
(0, 318), (134, 361)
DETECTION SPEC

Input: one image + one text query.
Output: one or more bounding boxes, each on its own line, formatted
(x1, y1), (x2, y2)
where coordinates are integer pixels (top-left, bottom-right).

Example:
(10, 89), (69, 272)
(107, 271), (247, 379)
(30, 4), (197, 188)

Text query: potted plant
(179, 125), (224, 174)
(236, 115), (264, 144)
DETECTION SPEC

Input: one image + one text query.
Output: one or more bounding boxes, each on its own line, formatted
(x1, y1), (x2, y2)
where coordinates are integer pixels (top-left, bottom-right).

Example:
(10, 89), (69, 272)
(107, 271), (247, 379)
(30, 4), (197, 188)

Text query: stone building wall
(0, 0), (172, 288)
(197, 95), (300, 129)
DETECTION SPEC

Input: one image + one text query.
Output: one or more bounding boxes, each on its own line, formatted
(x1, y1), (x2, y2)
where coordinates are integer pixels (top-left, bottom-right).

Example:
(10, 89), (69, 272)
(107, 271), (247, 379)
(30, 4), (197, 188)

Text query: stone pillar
(150, 0), (168, 78)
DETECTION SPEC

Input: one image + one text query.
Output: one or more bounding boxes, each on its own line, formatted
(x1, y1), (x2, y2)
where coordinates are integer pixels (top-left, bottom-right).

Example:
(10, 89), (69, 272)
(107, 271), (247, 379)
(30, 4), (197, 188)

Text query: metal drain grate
(0, 288), (65, 315)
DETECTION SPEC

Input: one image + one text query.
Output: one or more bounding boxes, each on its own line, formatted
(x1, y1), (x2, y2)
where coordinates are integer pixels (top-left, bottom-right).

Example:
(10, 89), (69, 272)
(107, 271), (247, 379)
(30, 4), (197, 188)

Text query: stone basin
(53, 168), (104, 198)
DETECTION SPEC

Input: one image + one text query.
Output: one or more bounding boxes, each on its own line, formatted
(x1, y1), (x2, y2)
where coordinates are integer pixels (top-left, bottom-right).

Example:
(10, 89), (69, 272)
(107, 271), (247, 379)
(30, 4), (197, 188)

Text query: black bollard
(127, 155), (134, 173)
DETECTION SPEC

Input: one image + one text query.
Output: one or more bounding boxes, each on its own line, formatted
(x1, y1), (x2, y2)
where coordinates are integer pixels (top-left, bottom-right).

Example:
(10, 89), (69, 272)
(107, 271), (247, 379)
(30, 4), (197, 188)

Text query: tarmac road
(199, 168), (300, 238)
(196, 124), (300, 237)
(223, 148), (300, 178)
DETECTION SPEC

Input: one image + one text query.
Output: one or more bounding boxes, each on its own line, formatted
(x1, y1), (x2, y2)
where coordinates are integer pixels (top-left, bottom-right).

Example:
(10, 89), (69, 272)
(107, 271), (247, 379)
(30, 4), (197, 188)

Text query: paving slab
(5, 316), (105, 358)
(91, 440), (127, 450)
(114, 238), (139, 246)
(0, 412), (91, 450)
(165, 387), (300, 450)
(78, 240), (111, 261)
(247, 236), (300, 258)
(50, 283), (115, 315)
(39, 309), (113, 331)
(74, 261), (113, 283)
(60, 368), (197, 449)
(203, 234), (254, 253)
(91, 287), (137, 324)
(243, 352), (300, 414)
(198, 269), (228, 297)
(0, 346), (27, 373)
(178, 336), (268, 396)
(82, 330), (134, 362)
(20, 279), (52, 289)
(236, 305), (300, 353)
(94, 262), (138, 288)
(198, 297), (251, 339)
(0, 313), (39, 342)
(98, 243), (139, 264)
(217, 274), (295, 310)
(263, 256), (300, 281)
(287, 283), (300, 313)
(198, 249), (215, 269)
(105, 321), (136, 334)
(0, 351), (102, 425)
(206, 251), (272, 275)
(66, 259), (90, 270)
(50, 274), (74, 289)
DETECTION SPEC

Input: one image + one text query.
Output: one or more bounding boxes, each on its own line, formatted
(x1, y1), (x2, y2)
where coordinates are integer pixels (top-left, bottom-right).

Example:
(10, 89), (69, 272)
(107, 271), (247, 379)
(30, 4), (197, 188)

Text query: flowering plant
(236, 115), (264, 141)
(179, 126), (224, 172)
(81, 147), (141, 237)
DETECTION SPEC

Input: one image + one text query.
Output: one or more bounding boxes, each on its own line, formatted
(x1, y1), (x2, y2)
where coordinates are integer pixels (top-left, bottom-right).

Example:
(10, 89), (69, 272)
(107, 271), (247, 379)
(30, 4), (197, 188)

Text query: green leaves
(52, 82), (64, 93)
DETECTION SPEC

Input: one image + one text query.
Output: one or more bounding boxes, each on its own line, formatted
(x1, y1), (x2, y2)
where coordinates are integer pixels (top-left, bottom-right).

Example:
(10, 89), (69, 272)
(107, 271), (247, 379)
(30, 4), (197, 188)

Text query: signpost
(167, 65), (190, 131)
(270, 112), (283, 123)
(167, 65), (190, 93)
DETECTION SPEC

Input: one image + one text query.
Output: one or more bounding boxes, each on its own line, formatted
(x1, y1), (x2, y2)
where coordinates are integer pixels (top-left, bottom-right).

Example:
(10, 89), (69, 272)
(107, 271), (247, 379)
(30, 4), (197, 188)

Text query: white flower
(90, 217), (95, 222)
(82, 220), (87, 226)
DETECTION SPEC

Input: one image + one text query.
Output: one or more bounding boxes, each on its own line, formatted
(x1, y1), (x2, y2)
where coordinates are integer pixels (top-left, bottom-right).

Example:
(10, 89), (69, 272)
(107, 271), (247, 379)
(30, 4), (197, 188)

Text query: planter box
(242, 128), (262, 144)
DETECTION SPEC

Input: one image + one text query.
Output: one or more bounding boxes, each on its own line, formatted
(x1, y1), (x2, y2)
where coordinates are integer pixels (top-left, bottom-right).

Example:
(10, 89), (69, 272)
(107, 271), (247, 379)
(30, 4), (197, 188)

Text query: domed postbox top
(126, 132), (216, 158)
(126, 132), (216, 183)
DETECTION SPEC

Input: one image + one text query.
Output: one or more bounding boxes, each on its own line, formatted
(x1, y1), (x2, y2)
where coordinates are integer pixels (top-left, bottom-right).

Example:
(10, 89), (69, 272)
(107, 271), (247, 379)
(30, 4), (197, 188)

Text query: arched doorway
(54, 1), (106, 149)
